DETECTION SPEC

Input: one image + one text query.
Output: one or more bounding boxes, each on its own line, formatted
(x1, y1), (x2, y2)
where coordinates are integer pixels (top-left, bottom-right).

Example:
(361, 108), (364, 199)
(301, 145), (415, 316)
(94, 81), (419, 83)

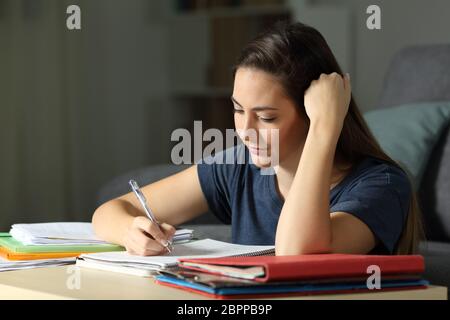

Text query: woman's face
(232, 67), (308, 168)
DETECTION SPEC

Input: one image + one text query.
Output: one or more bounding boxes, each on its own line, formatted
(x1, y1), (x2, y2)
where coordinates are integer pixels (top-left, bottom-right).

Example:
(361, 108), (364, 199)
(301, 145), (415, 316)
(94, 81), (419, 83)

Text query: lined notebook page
(79, 239), (275, 268)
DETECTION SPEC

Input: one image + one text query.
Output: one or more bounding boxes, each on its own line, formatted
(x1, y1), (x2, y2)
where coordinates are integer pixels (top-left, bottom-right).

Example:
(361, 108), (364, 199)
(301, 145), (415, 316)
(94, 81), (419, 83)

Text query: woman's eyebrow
(231, 96), (278, 111)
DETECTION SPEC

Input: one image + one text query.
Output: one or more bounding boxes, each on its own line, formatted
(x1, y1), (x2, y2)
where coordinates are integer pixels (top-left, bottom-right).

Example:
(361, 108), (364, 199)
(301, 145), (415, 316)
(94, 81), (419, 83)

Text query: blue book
(154, 273), (429, 298)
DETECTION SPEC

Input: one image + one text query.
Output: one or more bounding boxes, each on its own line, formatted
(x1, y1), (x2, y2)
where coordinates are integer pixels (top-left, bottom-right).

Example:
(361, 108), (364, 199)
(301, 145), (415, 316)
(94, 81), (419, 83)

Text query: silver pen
(129, 179), (173, 253)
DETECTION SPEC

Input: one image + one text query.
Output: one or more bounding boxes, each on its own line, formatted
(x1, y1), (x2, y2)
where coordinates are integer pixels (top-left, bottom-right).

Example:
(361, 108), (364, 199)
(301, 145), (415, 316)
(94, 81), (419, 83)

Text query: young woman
(92, 21), (424, 256)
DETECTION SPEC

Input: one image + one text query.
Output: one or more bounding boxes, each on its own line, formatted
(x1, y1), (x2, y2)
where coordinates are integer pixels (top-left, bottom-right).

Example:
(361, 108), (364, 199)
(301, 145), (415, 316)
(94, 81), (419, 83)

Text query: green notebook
(0, 233), (124, 253)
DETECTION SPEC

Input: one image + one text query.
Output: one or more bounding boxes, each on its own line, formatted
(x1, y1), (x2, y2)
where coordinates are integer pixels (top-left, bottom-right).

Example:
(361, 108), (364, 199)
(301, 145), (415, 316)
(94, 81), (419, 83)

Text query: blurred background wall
(0, 0), (449, 229)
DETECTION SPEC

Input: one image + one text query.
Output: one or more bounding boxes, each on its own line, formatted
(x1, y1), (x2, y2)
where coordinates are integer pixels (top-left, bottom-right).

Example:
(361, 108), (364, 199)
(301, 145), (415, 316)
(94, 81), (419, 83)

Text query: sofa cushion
(364, 102), (450, 242)
(378, 44), (450, 109)
(376, 44), (450, 243)
(419, 125), (450, 242)
(364, 101), (450, 188)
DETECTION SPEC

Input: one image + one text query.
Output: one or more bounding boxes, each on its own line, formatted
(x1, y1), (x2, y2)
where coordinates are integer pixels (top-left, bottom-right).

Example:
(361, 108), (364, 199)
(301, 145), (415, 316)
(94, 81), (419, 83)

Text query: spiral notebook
(76, 239), (275, 277)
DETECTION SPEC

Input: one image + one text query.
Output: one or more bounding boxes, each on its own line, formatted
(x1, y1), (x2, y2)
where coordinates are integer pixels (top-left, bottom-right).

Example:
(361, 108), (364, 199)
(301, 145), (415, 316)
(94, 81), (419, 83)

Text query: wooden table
(0, 266), (447, 300)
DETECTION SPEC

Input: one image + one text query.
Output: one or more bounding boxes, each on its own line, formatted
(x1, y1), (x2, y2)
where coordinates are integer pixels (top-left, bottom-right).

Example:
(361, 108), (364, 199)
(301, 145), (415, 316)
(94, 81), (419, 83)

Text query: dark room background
(1, 0), (449, 229)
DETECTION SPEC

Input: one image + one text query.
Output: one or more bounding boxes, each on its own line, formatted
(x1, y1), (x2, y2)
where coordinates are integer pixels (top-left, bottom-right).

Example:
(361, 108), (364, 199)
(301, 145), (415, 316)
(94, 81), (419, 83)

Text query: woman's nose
(240, 115), (259, 144)
(242, 114), (256, 132)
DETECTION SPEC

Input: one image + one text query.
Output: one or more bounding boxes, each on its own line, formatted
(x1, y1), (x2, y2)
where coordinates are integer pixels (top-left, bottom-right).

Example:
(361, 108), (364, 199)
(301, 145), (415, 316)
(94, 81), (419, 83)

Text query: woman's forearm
(275, 122), (340, 255)
(92, 199), (139, 246)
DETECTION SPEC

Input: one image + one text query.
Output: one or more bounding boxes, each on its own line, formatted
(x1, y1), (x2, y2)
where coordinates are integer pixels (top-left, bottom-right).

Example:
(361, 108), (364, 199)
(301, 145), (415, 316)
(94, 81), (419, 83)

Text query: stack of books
(0, 222), (124, 272)
(153, 253), (429, 299)
(0, 222), (194, 272)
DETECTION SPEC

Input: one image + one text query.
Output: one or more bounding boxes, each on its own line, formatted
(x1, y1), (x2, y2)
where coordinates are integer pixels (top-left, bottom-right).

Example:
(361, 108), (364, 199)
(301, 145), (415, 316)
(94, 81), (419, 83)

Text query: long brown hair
(233, 21), (425, 254)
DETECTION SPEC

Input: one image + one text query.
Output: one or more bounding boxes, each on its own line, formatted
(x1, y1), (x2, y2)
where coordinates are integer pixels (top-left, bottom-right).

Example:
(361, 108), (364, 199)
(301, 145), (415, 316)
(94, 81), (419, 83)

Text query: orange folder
(0, 246), (83, 261)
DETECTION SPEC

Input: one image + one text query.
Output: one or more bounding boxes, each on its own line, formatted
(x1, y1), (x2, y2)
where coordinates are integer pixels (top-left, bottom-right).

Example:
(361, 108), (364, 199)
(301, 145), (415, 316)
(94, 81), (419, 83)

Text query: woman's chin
(250, 154), (273, 168)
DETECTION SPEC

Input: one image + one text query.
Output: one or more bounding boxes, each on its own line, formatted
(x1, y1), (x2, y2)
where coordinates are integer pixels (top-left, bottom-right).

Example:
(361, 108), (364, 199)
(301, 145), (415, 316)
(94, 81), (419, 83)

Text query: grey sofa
(378, 44), (450, 292)
(97, 44), (450, 292)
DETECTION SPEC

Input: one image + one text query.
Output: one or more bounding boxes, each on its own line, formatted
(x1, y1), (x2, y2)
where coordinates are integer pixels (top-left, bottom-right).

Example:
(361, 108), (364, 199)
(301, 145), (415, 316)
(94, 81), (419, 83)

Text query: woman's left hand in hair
(304, 72), (351, 136)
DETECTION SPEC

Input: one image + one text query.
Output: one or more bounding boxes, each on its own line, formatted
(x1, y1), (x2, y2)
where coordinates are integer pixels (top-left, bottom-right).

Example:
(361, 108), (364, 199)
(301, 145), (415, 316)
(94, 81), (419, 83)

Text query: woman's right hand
(122, 216), (176, 256)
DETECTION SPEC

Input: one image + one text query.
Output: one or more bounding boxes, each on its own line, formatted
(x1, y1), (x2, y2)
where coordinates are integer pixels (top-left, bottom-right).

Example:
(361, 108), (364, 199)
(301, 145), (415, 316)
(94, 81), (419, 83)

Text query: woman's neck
(274, 151), (352, 201)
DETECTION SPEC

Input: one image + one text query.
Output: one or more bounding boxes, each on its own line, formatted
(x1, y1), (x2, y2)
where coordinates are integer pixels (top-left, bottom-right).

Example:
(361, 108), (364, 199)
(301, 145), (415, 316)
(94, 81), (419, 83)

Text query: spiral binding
(232, 248), (275, 257)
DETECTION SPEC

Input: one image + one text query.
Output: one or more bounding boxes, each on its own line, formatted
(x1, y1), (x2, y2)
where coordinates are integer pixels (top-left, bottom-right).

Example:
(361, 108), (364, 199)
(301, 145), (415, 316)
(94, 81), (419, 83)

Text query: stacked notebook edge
(153, 253), (429, 299)
(0, 223), (193, 272)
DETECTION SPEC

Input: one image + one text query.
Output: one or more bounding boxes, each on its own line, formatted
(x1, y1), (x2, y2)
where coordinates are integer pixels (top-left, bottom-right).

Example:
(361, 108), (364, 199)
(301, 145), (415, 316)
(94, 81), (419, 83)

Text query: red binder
(178, 254), (425, 282)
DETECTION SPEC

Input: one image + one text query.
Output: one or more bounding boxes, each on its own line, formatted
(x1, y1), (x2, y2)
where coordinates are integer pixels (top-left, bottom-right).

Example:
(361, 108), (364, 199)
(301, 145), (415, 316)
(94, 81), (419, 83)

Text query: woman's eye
(232, 108), (275, 122)
(259, 117), (276, 123)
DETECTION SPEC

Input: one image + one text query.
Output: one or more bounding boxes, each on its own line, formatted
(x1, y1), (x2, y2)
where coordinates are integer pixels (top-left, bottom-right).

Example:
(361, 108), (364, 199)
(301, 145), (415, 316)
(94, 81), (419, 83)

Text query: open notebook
(76, 239), (275, 277)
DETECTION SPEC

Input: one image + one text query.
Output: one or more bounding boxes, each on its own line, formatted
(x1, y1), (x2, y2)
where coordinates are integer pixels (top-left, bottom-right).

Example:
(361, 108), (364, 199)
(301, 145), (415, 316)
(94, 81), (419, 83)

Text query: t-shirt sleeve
(330, 167), (412, 254)
(196, 149), (238, 225)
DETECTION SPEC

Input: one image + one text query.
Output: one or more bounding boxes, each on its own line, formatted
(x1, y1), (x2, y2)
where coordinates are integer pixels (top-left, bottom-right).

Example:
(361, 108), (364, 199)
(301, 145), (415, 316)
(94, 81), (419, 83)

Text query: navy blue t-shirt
(196, 145), (412, 255)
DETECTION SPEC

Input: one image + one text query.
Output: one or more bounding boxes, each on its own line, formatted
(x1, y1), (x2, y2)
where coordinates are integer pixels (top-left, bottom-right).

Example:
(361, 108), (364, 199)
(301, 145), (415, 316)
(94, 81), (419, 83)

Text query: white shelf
(168, 4), (291, 99)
